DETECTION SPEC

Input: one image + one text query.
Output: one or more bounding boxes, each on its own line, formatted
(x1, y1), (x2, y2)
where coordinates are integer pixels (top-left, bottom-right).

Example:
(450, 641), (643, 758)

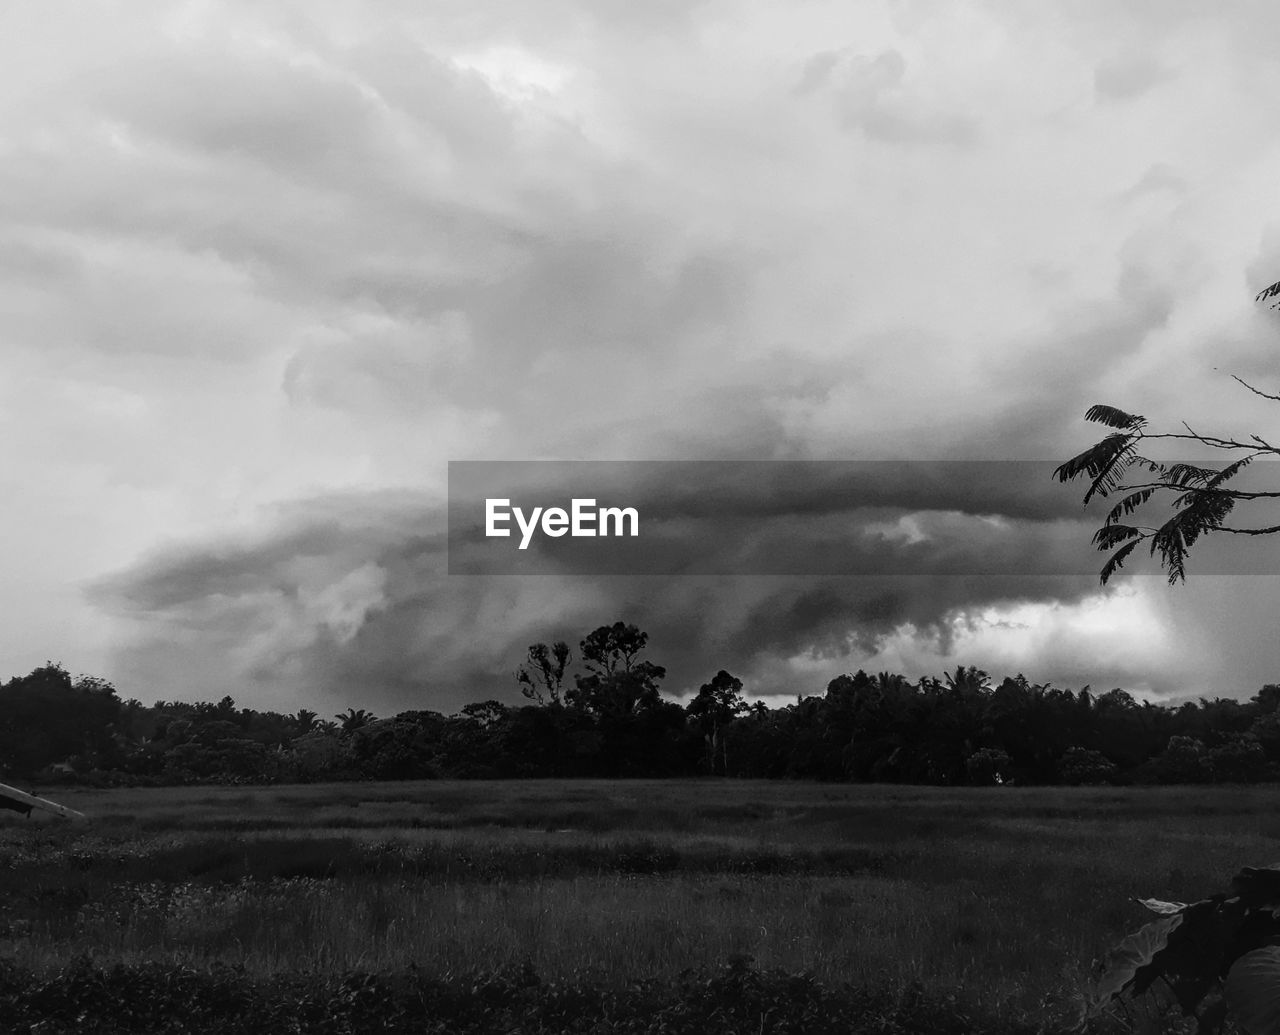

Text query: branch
(1099, 481), (1280, 501)
(1137, 432), (1280, 454)
(1231, 374), (1280, 402)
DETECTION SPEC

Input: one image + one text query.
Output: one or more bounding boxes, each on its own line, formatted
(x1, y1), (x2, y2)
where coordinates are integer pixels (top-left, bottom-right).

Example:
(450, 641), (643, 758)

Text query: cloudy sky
(4, 0), (1280, 715)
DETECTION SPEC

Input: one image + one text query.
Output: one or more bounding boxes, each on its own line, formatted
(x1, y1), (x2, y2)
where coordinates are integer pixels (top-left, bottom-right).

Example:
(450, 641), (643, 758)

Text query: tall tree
(567, 622), (666, 716)
(686, 670), (749, 775)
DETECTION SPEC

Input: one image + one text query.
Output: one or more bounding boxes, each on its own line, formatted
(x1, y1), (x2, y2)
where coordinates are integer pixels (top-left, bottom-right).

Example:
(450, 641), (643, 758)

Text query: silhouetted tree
(516, 641), (571, 706)
(686, 670), (749, 775)
(335, 708), (376, 736)
(0, 663), (120, 776)
(567, 622), (667, 716)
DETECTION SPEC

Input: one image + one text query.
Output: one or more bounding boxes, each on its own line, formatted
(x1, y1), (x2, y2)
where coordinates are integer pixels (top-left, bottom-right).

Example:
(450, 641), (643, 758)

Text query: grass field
(2, 779), (1276, 1031)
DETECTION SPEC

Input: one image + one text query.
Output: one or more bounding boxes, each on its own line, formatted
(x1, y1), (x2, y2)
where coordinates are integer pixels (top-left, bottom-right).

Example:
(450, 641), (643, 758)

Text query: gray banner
(447, 460), (1280, 576)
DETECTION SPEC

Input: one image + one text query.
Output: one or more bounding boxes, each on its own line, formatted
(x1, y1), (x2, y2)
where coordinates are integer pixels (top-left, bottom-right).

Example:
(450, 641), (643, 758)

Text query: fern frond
(1054, 433), (1139, 503)
(1149, 517), (1189, 585)
(1148, 490), (1236, 583)
(1205, 455), (1254, 488)
(1092, 524), (1141, 550)
(1170, 491), (1236, 544)
(1104, 488), (1157, 525)
(1256, 279), (1280, 308)
(1164, 463), (1217, 488)
(1084, 405), (1147, 430)
(1099, 540), (1140, 585)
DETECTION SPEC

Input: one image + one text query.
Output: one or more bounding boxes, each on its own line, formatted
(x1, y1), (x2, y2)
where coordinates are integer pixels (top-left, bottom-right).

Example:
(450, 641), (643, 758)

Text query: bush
(1057, 747), (1117, 786)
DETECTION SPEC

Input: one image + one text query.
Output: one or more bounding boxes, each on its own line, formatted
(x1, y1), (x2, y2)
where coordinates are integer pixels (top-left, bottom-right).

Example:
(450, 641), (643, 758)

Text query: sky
(3, 0), (1280, 716)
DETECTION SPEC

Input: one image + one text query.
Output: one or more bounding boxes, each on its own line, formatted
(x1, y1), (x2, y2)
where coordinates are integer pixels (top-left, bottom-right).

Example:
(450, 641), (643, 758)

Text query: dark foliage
(9, 627), (1280, 788)
(0, 956), (1061, 1034)
(1091, 864), (1280, 1034)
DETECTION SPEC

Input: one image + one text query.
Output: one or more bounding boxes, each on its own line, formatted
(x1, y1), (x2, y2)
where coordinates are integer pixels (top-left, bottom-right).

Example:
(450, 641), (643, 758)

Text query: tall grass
(3, 779), (1278, 1022)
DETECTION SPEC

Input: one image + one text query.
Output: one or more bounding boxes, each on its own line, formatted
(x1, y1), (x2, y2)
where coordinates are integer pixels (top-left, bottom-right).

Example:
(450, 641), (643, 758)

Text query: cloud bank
(1, 0), (1279, 708)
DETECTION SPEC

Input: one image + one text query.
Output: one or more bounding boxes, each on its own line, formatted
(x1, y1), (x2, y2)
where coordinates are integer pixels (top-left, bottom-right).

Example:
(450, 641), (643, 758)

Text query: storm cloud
(3, 1), (1280, 710)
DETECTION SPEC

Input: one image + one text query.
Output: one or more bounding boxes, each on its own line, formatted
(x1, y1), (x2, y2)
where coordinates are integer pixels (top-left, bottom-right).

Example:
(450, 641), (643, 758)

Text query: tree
(1058, 746), (1117, 785)
(516, 641), (571, 706)
(0, 663), (120, 776)
(566, 622), (667, 716)
(459, 700), (509, 728)
(1056, 281), (1280, 584)
(579, 623), (651, 677)
(686, 670), (749, 775)
(335, 708), (376, 736)
(964, 746), (1011, 786)
(943, 665), (991, 696)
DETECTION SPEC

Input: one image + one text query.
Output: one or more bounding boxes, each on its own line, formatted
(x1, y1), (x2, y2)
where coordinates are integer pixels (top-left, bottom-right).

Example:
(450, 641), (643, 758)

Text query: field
(2, 779), (1277, 1032)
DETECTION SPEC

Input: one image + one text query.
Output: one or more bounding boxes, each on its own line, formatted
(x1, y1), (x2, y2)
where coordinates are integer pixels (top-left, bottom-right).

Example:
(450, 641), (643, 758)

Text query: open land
(1, 779), (1274, 1032)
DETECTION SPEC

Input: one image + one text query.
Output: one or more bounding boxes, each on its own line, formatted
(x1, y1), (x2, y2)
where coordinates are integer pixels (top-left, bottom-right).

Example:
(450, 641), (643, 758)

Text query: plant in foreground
(1090, 864), (1280, 1033)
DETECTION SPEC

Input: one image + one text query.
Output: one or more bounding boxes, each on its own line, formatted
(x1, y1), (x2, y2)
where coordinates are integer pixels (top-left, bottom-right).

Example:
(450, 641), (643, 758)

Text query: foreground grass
(0, 956), (1066, 1035)
(2, 779), (1276, 1030)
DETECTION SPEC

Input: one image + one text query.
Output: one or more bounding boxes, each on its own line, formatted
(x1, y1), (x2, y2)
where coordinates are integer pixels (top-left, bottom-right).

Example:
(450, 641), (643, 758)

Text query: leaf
(1257, 279), (1280, 308)
(1206, 455), (1254, 488)
(1151, 489), (1238, 583)
(1094, 899), (1241, 1018)
(1225, 946), (1280, 1035)
(1084, 405), (1147, 430)
(1104, 488), (1157, 526)
(1165, 463), (1218, 488)
(1099, 540), (1140, 585)
(1093, 915), (1184, 1008)
(1135, 898), (1189, 916)
(1093, 524), (1141, 549)
(1054, 433), (1141, 504)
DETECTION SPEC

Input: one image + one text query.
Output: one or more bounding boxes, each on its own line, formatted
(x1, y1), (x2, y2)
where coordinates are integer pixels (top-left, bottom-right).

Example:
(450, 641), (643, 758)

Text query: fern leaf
(1104, 488), (1157, 526)
(1256, 279), (1280, 308)
(1170, 491), (1236, 545)
(1100, 540), (1140, 584)
(1084, 405), (1147, 430)
(1165, 463), (1216, 488)
(1054, 433), (1139, 503)
(1205, 455), (1253, 488)
(1092, 524), (1140, 549)
(1084, 438), (1138, 504)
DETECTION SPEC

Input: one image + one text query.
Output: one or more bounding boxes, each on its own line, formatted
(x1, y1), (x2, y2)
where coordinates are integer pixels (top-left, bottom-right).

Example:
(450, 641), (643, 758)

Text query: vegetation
(1091, 864), (1280, 1034)
(1057, 280), (1280, 585)
(8, 639), (1280, 789)
(0, 956), (1045, 1034)
(7, 779), (1280, 1031)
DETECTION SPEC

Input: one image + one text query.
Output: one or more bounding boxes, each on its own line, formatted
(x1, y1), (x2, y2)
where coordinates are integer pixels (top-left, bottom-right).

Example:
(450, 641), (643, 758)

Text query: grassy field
(1, 779), (1276, 1031)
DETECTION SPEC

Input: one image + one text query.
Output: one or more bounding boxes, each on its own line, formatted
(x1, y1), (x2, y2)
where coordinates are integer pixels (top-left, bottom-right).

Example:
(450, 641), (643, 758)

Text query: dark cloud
(90, 455), (1120, 712)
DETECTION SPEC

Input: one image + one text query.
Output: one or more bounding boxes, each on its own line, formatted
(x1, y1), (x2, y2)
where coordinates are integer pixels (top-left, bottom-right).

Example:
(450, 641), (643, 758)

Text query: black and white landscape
(4, 3), (1280, 1032)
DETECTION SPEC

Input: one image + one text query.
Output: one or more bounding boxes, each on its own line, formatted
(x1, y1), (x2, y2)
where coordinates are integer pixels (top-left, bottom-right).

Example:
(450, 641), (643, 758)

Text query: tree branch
(1232, 374), (1280, 402)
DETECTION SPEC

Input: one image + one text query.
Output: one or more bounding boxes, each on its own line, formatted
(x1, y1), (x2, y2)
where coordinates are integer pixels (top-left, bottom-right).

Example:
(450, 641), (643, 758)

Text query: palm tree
(335, 708), (375, 735)
(943, 665), (991, 696)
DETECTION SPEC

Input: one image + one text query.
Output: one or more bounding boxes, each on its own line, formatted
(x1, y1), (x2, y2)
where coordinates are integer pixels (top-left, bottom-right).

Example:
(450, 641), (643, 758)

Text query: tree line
(3, 622), (1279, 788)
